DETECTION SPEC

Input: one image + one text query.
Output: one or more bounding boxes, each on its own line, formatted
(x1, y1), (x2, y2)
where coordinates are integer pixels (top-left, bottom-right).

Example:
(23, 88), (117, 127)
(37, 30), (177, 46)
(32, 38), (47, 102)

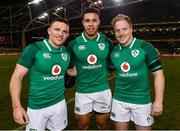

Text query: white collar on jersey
(43, 39), (63, 52)
(118, 37), (136, 50)
(81, 32), (100, 42)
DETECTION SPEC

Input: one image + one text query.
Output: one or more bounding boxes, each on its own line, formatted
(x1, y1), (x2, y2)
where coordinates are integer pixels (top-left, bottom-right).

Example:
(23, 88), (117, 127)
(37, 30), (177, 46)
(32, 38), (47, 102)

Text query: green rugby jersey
(69, 32), (112, 93)
(110, 38), (162, 104)
(18, 39), (70, 109)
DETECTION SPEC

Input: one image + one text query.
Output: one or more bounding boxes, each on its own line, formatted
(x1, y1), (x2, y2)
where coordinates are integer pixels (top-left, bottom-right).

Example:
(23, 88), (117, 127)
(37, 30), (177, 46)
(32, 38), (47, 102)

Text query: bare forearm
(154, 70), (165, 103)
(10, 77), (28, 125)
(151, 70), (165, 116)
(10, 74), (23, 108)
(10, 64), (28, 109)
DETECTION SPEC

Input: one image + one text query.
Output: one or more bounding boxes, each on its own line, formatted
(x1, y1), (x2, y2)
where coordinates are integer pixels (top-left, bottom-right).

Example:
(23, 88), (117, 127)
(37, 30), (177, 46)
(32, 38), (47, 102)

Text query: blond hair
(111, 14), (132, 28)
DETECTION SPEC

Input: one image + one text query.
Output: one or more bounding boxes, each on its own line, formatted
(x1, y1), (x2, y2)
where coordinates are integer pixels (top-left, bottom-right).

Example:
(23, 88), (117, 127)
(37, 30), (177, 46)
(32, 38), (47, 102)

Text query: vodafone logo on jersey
(87, 54), (97, 65)
(52, 65), (61, 75)
(120, 62), (130, 72)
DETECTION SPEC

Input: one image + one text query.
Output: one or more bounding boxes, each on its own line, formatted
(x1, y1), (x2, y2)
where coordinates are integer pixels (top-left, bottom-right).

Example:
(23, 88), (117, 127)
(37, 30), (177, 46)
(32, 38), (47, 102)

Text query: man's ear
(66, 32), (69, 38)
(130, 26), (133, 34)
(99, 19), (101, 26)
(47, 27), (50, 35)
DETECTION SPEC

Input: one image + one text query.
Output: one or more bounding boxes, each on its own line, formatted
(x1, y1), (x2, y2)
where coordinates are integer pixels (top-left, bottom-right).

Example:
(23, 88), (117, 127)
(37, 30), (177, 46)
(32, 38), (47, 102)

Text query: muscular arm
(151, 69), (165, 116)
(9, 64), (29, 125)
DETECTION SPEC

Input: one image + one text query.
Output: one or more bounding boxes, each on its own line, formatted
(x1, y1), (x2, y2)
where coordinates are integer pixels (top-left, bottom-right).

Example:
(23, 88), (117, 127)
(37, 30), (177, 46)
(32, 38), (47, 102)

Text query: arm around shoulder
(67, 66), (77, 76)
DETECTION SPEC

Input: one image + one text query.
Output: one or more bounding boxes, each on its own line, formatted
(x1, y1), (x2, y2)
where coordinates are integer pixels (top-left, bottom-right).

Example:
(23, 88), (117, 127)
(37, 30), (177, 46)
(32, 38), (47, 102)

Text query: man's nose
(89, 21), (93, 25)
(58, 31), (63, 36)
(119, 30), (123, 35)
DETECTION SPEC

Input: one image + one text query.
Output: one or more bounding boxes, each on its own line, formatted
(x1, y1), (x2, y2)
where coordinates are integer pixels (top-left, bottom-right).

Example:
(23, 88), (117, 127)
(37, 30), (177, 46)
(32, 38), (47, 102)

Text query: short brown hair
(111, 14), (132, 28)
(49, 17), (69, 27)
(83, 7), (100, 18)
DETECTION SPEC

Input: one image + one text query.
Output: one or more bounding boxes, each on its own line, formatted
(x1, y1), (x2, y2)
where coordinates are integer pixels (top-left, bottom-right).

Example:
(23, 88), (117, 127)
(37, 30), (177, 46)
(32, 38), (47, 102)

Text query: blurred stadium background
(0, 0), (180, 129)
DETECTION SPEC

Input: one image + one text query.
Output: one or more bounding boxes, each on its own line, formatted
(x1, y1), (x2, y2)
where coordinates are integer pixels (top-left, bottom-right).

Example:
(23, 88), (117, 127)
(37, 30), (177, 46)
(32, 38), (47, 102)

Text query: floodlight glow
(28, 0), (43, 5)
(152, 29), (156, 32)
(97, 0), (102, 5)
(43, 13), (48, 16)
(60, 7), (64, 10)
(55, 8), (61, 12)
(114, 0), (122, 3)
(89, 0), (103, 8)
(55, 7), (64, 13)
(173, 27), (176, 31)
(94, 1), (98, 5)
(38, 12), (48, 19)
(57, 8), (61, 10)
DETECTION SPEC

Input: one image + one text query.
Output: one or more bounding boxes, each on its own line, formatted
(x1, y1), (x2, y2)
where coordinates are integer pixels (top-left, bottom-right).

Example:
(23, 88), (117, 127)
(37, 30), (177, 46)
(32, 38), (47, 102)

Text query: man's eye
(55, 28), (60, 31)
(84, 20), (90, 22)
(115, 29), (120, 32)
(92, 19), (97, 22)
(63, 31), (68, 34)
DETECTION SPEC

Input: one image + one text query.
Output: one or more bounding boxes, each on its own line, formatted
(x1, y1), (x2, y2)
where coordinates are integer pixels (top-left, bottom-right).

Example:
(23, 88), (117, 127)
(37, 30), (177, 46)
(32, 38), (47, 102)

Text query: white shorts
(110, 99), (154, 126)
(75, 89), (112, 115)
(26, 99), (68, 131)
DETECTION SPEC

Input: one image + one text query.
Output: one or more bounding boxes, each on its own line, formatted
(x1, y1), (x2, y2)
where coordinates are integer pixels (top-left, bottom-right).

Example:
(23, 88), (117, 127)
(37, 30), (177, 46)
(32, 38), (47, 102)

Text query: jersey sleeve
(67, 40), (76, 69)
(17, 43), (39, 69)
(141, 42), (163, 72)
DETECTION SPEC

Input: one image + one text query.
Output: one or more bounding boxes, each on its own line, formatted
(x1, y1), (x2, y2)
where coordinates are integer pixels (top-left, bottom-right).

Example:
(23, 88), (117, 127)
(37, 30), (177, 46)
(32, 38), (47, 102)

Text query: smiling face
(48, 21), (69, 48)
(114, 19), (133, 46)
(82, 13), (100, 39)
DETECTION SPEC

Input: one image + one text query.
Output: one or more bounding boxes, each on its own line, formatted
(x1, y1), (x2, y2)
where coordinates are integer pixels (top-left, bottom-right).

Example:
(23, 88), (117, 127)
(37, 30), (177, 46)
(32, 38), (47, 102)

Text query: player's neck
(84, 32), (98, 40)
(48, 39), (61, 49)
(122, 36), (133, 47)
